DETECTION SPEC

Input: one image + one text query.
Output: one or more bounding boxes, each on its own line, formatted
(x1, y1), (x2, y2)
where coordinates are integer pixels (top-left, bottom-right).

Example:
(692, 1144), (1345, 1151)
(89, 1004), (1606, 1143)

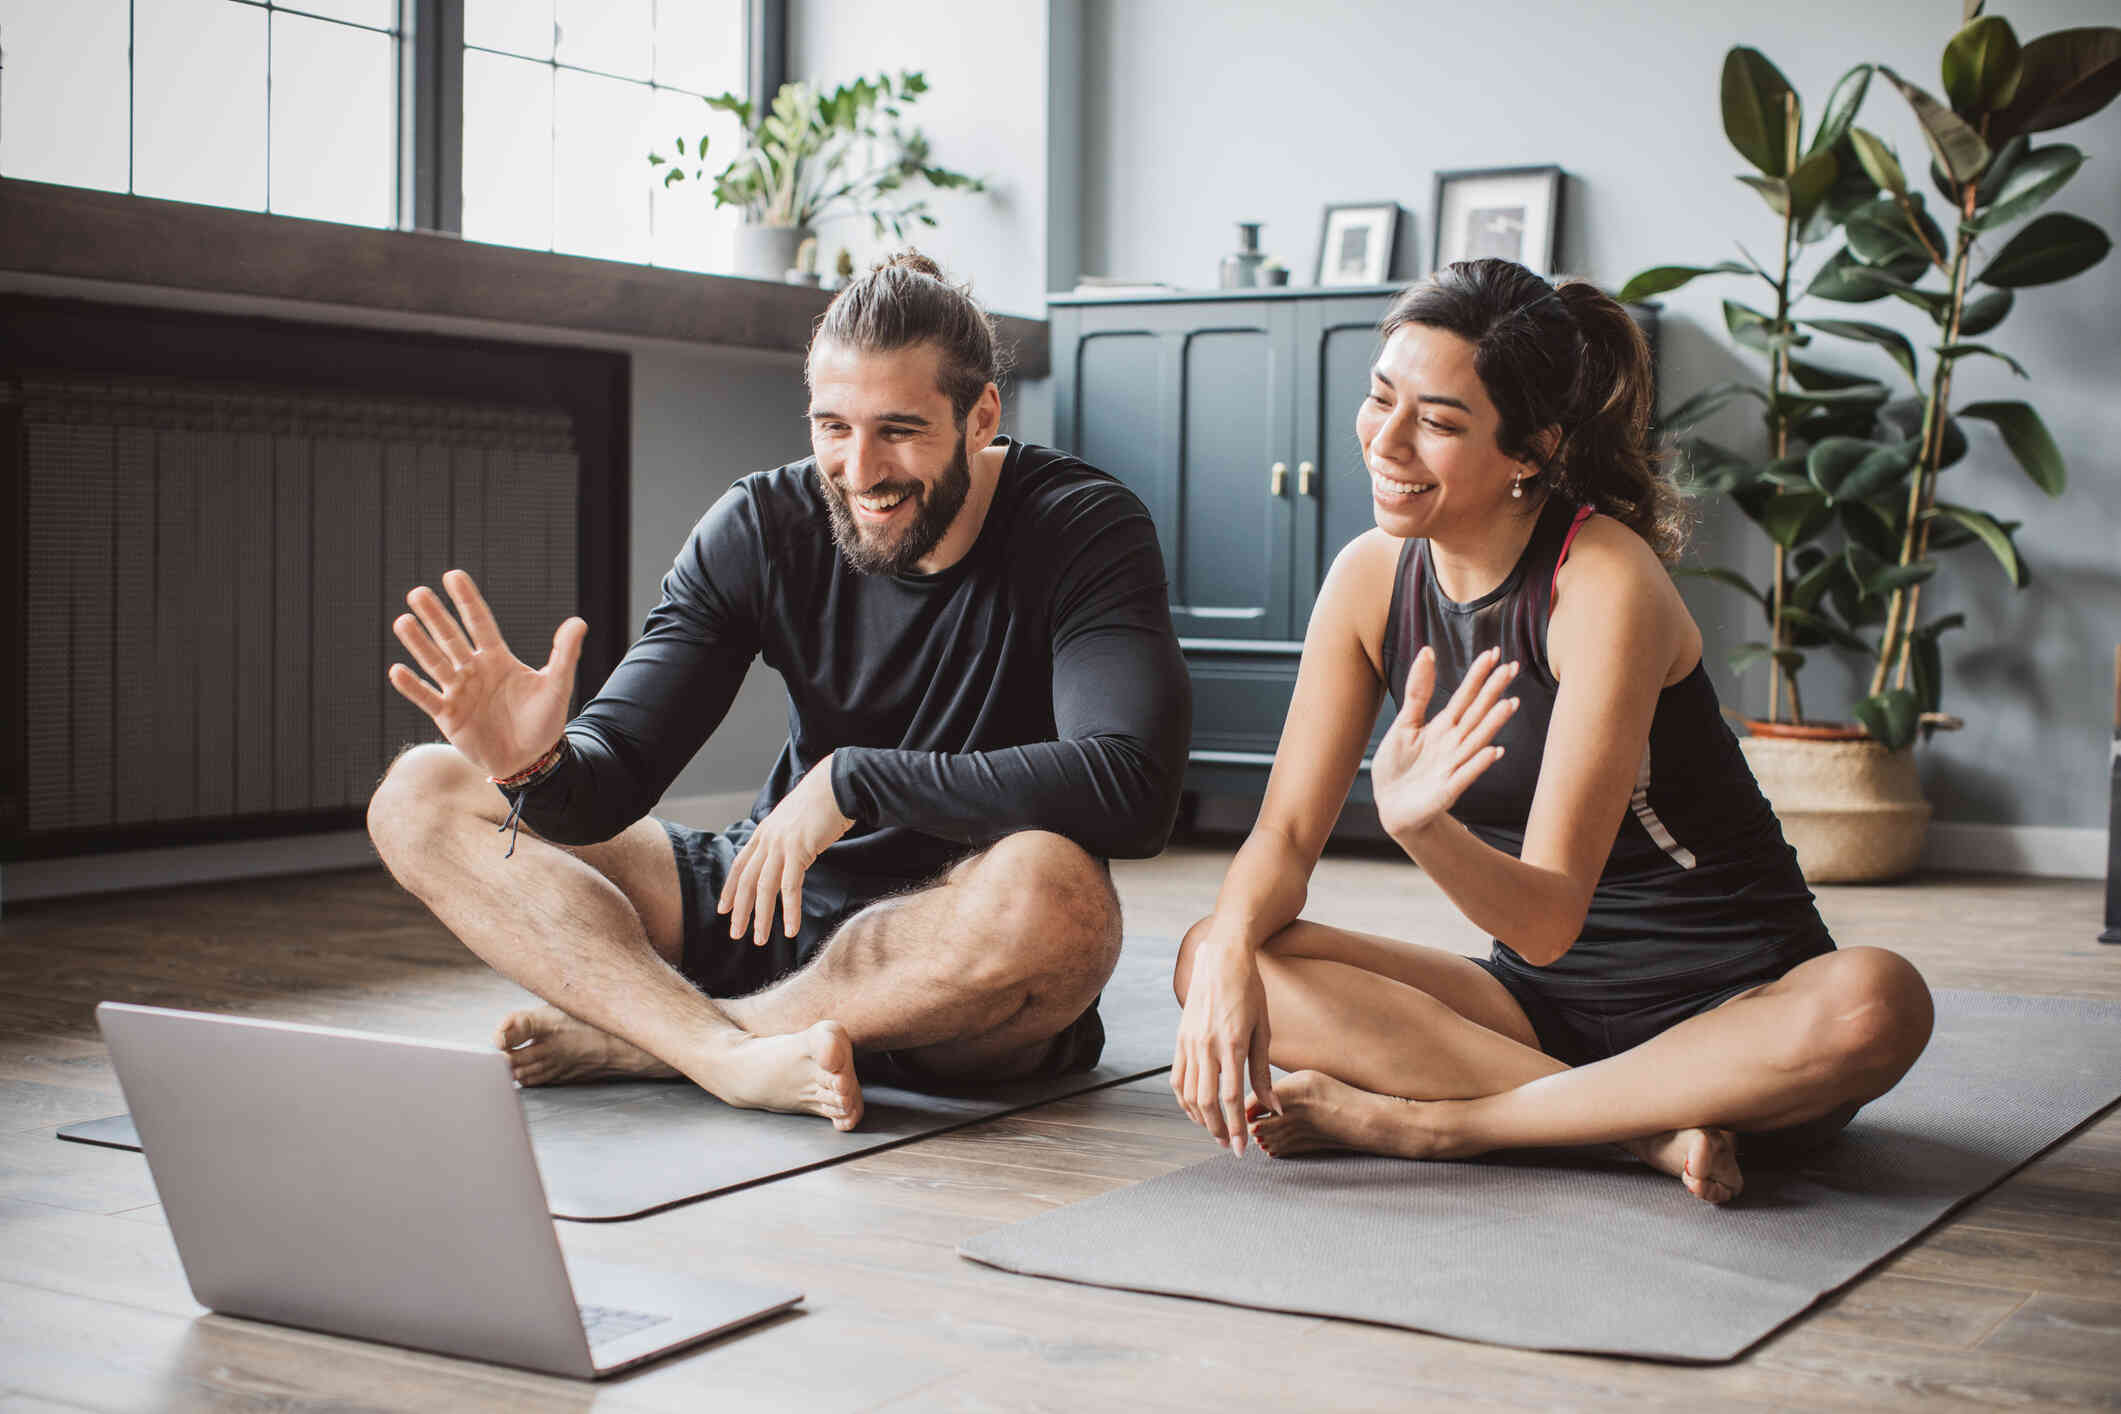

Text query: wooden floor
(2, 844), (2117, 1412)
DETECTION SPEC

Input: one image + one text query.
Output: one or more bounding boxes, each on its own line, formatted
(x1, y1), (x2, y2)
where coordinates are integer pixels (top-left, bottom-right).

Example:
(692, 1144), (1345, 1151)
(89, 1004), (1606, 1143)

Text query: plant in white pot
(649, 70), (985, 281)
(1624, 10), (2117, 882)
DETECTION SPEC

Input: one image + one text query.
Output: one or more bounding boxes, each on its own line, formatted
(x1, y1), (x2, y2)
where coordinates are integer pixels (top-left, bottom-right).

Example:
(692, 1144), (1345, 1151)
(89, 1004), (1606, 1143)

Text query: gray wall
(1081, 0), (2121, 830)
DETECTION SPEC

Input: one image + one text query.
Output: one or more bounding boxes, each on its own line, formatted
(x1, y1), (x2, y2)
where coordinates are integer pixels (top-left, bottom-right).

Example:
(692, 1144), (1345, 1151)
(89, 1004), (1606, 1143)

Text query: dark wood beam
(0, 178), (1050, 378)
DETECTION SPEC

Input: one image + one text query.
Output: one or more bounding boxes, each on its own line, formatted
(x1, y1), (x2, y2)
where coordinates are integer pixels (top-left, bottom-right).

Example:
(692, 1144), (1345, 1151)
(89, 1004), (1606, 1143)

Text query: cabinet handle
(1299, 461), (1316, 496)
(1270, 461), (1288, 496)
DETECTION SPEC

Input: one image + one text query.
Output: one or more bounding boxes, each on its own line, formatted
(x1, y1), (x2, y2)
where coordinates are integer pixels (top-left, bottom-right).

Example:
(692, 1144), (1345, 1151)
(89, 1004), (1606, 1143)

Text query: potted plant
(1623, 11), (2116, 882)
(649, 70), (985, 282)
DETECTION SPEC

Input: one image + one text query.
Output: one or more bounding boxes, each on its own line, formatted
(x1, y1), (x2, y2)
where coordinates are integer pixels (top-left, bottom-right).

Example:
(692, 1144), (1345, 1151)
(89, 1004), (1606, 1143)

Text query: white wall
(1082, 0), (2121, 831)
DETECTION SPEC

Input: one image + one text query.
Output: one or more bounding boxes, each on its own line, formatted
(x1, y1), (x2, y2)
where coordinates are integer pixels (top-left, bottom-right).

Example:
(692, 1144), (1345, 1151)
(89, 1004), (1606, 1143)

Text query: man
(366, 252), (1190, 1130)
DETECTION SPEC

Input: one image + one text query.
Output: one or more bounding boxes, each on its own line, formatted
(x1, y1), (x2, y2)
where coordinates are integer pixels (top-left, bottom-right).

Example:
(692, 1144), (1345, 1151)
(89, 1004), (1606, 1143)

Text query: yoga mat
(960, 989), (2121, 1363)
(59, 939), (1180, 1222)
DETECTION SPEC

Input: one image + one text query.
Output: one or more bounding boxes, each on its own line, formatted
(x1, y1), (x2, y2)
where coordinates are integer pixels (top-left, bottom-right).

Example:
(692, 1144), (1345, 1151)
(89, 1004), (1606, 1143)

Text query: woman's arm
(1174, 533), (1395, 1148)
(1384, 517), (1693, 964)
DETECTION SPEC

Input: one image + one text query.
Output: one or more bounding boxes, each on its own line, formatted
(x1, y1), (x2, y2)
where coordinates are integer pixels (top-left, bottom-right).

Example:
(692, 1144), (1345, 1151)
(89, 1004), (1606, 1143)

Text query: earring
(1511, 477), (1524, 500)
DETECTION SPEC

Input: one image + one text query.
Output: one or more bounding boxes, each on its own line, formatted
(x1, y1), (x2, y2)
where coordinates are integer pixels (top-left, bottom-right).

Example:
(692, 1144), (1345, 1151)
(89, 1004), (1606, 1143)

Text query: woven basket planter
(1739, 724), (1929, 884)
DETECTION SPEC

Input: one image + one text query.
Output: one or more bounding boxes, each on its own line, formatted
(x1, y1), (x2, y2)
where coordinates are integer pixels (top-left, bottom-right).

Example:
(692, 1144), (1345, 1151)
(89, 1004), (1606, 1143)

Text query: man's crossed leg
(368, 744), (1122, 1131)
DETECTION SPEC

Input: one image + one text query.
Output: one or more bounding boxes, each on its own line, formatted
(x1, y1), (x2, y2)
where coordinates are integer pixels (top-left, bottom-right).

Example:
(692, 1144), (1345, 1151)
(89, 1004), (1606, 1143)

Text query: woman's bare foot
(1245, 1069), (1444, 1160)
(705, 1020), (864, 1132)
(1624, 1126), (1743, 1204)
(496, 1006), (680, 1085)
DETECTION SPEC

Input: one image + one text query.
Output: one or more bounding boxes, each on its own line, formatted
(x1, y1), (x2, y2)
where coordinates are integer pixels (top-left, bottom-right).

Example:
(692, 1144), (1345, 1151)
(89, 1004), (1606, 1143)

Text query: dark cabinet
(1051, 287), (1399, 804)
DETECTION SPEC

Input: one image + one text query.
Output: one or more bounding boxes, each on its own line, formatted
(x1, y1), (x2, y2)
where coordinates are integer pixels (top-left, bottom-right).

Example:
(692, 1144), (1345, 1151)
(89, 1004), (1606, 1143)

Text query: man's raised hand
(387, 569), (588, 780)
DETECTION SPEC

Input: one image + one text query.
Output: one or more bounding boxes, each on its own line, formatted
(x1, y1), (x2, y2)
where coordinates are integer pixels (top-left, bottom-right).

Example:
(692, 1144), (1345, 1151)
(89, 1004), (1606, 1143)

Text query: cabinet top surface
(1049, 284), (1404, 308)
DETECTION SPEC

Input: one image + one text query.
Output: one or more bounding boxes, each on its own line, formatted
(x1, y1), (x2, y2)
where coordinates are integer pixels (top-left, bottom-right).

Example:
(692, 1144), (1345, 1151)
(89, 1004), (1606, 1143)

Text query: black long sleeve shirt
(516, 438), (1192, 881)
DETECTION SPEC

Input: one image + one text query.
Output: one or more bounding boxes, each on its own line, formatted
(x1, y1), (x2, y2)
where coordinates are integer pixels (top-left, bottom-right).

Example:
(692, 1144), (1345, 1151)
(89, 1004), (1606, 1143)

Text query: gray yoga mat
(960, 989), (2121, 1363)
(59, 938), (1180, 1222)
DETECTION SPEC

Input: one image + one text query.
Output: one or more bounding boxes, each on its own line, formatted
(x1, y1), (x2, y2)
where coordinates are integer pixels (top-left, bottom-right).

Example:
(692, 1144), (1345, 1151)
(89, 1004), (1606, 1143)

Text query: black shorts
(1473, 931), (1856, 1164)
(660, 818), (1106, 1089)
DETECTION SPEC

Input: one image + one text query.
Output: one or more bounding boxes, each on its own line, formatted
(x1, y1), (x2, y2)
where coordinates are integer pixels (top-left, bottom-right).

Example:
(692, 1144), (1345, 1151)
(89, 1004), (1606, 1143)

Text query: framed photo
(1313, 202), (1400, 287)
(1431, 166), (1565, 277)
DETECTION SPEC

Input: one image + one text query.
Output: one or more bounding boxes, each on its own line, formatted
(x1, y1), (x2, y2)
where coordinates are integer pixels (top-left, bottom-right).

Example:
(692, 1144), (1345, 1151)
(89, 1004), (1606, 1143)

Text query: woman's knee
(1806, 947), (1934, 1089)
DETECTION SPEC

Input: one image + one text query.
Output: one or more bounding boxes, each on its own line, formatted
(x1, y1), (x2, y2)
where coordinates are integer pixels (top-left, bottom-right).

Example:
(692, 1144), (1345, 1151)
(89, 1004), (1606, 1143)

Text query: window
(0, 0), (399, 228)
(0, 0), (765, 271)
(459, 0), (746, 271)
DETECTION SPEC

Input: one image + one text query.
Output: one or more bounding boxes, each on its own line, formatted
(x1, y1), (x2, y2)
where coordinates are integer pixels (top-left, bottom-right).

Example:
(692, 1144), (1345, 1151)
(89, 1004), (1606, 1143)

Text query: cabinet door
(1060, 302), (1294, 641)
(1291, 294), (1394, 632)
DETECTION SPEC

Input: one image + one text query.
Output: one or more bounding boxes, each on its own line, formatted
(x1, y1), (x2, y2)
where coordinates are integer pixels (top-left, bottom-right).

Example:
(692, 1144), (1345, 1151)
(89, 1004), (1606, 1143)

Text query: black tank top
(1381, 494), (1828, 994)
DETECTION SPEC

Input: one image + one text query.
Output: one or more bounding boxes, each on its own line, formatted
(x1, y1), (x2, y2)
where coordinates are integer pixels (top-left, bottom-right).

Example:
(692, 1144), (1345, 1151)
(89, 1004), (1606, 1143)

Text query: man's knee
(958, 830), (1121, 986)
(367, 743), (498, 862)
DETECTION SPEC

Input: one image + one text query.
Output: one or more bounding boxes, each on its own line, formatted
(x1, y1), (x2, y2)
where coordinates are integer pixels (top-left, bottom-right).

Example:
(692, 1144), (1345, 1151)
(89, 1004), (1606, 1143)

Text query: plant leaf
(1928, 502), (2026, 584)
(1987, 26), (2121, 140)
(1617, 262), (1753, 302)
(1755, 489), (1834, 548)
(1800, 318), (1921, 384)
(1807, 436), (1916, 502)
(1955, 287), (2014, 335)
(1723, 47), (1799, 176)
(1976, 211), (2113, 286)
(1942, 14), (2024, 116)
(1840, 500), (1902, 561)
(1864, 560), (1939, 597)
(1971, 145), (2086, 231)
(1845, 197), (1940, 266)
(1880, 66), (1991, 183)
(1855, 689), (1921, 749)
(1937, 342), (2028, 378)
(1848, 127), (1907, 194)
(1738, 174), (1790, 216)
(1731, 642), (1807, 675)
(1674, 566), (1767, 605)
(1781, 605), (1872, 654)
(1659, 380), (1770, 431)
(1723, 299), (1781, 352)
(1956, 400), (2065, 494)
(1810, 64), (1876, 160)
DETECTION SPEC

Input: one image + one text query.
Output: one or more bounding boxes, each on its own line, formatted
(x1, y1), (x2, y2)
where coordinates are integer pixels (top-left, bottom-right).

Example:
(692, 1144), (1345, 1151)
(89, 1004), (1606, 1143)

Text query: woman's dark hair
(808, 250), (1011, 423)
(1380, 257), (1685, 561)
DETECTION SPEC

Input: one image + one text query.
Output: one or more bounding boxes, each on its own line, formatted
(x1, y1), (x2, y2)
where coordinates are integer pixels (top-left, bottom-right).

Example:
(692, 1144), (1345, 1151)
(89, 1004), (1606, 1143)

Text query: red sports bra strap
(1550, 504), (1594, 608)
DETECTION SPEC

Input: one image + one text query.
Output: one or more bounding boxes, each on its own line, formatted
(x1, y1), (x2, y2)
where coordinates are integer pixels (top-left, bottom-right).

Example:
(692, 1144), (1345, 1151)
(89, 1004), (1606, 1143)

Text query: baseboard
(0, 790), (765, 911)
(1919, 822), (2108, 880)
(0, 829), (382, 909)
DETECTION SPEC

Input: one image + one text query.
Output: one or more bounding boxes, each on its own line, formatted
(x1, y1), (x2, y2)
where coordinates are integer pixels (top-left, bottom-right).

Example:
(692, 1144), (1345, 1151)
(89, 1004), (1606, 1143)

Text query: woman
(1170, 258), (1933, 1204)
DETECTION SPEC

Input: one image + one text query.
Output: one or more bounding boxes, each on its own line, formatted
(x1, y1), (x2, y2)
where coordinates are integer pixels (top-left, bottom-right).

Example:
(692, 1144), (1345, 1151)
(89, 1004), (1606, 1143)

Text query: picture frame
(1312, 202), (1400, 288)
(1430, 165), (1565, 277)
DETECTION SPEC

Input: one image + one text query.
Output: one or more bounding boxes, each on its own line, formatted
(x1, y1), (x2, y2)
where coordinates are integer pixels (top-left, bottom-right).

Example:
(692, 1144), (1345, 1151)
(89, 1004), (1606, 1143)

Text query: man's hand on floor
(719, 753), (855, 946)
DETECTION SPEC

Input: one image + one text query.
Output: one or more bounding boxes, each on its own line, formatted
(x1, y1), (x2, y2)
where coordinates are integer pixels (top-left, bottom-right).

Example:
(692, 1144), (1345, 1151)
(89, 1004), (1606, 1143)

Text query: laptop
(96, 1001), (802, 1378)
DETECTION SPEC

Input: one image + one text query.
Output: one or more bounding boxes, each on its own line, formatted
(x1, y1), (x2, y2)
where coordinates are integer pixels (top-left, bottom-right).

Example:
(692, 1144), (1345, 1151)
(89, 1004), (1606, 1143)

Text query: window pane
(552, 68), (653, 263)
(269, 13), (393, 226)
(0, 0), (130, 191)
(274, 0), (394, 29)
(654, 0), (743, 95)
(134, 0), (267, 211)
(555, 0), (650, 81)
(650, 86), (738, 274)
(465, 0), (552, 60)
(461, 49), (553, 251)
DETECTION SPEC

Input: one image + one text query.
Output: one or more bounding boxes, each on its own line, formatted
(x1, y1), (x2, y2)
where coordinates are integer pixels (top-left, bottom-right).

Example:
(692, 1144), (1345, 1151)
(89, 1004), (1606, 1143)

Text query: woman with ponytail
(1169, 258), (1933, 1203)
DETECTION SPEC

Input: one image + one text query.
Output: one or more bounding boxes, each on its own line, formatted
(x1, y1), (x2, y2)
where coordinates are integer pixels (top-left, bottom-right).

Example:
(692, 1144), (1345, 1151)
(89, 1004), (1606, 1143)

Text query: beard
(818, 435), (974, 576)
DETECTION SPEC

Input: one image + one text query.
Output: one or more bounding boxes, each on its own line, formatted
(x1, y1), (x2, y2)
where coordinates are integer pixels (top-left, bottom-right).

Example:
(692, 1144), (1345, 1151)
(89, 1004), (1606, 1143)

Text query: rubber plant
(1619, 48), (1890, 727)
(649, 71), (984, 240)
(1820, 6), (2116, 748)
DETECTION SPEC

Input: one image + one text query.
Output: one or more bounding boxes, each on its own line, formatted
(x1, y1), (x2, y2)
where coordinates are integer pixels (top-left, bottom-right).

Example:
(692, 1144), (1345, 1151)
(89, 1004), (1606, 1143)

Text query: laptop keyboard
(579, 1303), (670, 1346)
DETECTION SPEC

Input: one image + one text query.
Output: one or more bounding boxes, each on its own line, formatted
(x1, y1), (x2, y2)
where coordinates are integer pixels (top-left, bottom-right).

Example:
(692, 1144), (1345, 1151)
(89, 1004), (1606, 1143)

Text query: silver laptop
(97, 1001), (802, 1378)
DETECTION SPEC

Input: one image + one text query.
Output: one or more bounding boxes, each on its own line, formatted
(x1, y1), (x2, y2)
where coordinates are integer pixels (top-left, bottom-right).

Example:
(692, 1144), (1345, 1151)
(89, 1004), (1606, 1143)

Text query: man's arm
(513, 486), (767, 846)
(828, 493), (1191, 858)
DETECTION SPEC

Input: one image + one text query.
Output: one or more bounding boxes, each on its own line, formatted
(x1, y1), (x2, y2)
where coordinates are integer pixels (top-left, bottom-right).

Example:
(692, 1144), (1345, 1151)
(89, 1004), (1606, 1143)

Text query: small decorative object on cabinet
(1314, 203), (1400, 287)
(1432, 166), (1564, 276)
(1219, 223), (1267, 288)
(1051, 284), (1656, 808)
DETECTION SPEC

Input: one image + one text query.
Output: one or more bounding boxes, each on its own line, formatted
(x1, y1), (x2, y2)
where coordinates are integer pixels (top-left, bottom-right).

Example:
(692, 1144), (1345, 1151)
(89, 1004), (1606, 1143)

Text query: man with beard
(365, 253), (1190, 1128)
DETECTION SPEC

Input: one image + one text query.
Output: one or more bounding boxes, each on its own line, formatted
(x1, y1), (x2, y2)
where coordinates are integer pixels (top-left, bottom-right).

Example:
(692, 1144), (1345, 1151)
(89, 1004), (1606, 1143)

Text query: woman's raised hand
(1370, 645), (1520, 842)
(387, 569), (587, 780)
(1172, 927), (1278, 1154)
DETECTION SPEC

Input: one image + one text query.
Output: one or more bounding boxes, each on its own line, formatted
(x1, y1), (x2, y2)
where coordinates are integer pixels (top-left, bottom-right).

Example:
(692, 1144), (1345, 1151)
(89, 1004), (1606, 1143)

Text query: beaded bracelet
(489, 740), (565, 790)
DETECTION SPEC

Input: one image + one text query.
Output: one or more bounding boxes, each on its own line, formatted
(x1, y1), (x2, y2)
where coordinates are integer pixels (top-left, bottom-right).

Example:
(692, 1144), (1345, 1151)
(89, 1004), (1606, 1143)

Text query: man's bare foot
(1245, 1069), (1444, 1161)
(496, 1006), (680, 1085)
(1623, 1126), (1743, 1204)
(708, 1021), (863, 1132)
